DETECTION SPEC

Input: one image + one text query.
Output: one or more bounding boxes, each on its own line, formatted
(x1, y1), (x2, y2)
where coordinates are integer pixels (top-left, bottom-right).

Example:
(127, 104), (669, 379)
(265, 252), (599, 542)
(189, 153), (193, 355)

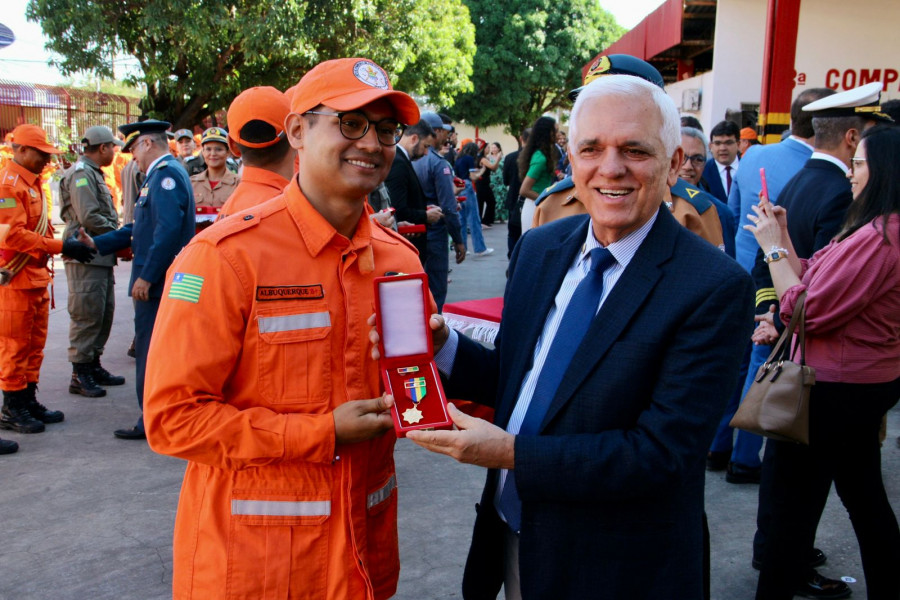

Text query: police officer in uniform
(59, 126), (127, 398)
(175, 129), (207, 176)
(90, 120), (195, 440)
(413, 111), (465, 312)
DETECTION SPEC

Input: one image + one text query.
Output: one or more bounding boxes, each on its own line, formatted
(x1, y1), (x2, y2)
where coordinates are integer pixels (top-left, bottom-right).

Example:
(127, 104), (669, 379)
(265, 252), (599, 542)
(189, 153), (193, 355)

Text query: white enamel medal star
(402, 406), (424, 425)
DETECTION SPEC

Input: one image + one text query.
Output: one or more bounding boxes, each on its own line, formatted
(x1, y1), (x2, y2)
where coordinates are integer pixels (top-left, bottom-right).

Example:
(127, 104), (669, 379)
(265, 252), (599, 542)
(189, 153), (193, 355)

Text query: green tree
(449, 0), (623, 136)
(27, 0), (475, 130)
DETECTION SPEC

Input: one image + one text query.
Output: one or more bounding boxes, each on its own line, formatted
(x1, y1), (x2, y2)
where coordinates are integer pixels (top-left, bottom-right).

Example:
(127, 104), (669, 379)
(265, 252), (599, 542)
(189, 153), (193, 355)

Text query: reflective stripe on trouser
(0, 287), (49, 391)
(65, 262), (115, 364)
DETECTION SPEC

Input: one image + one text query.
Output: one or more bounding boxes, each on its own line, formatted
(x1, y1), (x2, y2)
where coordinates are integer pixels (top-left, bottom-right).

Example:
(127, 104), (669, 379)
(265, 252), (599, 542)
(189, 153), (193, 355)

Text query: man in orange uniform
(0, 125), (95, 437)
(144, 58), (423, 599)
(218, 86), (294, 218)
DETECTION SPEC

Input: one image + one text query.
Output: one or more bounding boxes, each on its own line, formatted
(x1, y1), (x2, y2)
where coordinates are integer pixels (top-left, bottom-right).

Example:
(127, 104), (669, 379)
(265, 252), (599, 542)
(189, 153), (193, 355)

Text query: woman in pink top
(746, 125), (900, 600)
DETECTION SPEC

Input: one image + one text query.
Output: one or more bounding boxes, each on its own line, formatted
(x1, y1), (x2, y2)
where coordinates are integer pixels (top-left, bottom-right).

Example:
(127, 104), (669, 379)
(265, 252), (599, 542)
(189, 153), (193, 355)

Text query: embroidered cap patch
(168, 272), (204, 303)
(353, 60), (389, 89)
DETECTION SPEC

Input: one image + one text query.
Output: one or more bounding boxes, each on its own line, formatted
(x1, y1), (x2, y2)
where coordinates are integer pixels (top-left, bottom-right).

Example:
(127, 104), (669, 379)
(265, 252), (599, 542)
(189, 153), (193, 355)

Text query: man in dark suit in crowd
(503, 129), (529, 257)
(702, 120), (741, 203)
(751, 81), (893, 600)
(400, 75), (754, 599)
(384, 118), (443, 264)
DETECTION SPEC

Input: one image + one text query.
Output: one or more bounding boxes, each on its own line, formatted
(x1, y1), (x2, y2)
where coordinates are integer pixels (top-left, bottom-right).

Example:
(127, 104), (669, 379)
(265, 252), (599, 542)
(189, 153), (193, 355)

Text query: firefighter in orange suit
(0, 125), (95, 438)
(217, 86), (294, 219)
(144, 58), (423, 599)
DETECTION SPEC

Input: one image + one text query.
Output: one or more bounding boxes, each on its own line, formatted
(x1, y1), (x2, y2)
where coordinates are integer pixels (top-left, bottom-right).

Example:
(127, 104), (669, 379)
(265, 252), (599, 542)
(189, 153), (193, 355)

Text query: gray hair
(681, 126), (708, 149)
(568, 74), (681, 156)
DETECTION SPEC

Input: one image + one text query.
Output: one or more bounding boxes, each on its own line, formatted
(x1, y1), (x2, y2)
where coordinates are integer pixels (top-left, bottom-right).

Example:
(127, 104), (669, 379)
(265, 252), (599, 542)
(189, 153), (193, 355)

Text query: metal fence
(0, 78), (141, 155)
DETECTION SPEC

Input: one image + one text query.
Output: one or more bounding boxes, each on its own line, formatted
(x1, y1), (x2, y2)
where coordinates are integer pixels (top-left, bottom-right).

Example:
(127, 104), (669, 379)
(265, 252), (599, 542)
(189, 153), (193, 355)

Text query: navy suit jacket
(701, 159), (733, 203)
(448, 208), (754, 599)
(94, 154), (195, 298)
(384, 149), (429, 258)
(728, 138), (813, 272)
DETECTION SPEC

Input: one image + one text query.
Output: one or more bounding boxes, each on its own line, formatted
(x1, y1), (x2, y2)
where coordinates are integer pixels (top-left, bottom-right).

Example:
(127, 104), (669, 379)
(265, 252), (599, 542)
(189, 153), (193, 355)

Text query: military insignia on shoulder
(157, 161), (168, 169)
(140, 187), (149, 197)
(75, 178), (89, 188)
(686, 187), (700, 199)
(161, 177), (176, 190)
(74, 162), (84, 171)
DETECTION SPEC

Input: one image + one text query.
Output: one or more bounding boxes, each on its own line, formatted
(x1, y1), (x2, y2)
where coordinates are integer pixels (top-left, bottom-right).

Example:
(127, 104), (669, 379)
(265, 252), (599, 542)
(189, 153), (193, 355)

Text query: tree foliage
(449, 0), (623, 136)
(27, 0), (475, 129)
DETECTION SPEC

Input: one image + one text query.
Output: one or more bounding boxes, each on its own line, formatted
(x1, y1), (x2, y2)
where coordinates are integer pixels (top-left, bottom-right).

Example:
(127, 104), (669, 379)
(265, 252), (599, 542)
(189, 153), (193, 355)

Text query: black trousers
(755, 378), (900, 600)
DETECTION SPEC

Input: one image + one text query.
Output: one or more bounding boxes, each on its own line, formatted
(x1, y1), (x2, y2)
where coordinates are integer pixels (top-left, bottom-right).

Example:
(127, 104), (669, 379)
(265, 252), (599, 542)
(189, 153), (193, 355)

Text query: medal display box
(373, 273), (452, 437)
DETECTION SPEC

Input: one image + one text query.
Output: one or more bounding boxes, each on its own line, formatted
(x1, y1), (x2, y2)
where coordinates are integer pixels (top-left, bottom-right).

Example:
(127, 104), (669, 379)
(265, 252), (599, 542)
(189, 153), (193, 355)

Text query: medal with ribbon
(401, 376), (427, 424)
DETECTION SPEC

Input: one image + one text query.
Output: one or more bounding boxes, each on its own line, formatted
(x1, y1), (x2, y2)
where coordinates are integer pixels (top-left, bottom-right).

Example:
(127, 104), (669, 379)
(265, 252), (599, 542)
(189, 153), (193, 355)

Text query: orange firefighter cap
(740, 127), (758, 141)
(289, 58), (420, 125)
(228, 86), (290, 149)
(11, 124), (63, 154)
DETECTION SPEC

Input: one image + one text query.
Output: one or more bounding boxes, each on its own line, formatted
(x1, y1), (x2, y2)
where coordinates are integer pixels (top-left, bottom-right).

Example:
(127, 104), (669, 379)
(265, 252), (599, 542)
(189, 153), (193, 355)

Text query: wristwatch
(764, 246), (789, 264)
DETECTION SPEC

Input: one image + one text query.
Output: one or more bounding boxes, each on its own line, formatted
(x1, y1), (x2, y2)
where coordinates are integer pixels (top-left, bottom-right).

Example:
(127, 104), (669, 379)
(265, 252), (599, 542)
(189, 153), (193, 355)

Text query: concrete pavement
(0, 223), (897, 599)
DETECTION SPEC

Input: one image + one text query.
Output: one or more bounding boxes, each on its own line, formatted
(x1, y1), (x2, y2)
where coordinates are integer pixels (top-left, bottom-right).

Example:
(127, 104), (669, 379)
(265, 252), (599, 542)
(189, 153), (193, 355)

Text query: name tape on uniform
(256, 285), (325, 301)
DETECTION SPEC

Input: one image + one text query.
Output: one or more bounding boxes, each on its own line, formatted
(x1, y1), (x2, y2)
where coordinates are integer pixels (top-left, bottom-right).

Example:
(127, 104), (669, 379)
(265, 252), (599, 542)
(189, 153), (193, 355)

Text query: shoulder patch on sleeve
(75, 178), (89, 188)
(168, 272), (204, 303)
(157, 161), (168, 169)
(161, 177), (176, 190)
(0, 197), (17, 209)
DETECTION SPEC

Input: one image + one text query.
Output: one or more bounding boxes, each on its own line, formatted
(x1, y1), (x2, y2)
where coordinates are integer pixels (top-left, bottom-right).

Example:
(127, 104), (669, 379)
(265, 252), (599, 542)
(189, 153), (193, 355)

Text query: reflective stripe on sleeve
(258, 311), (331, 333)
(367, 474), (397, 509)
(231, 499), (332, 517)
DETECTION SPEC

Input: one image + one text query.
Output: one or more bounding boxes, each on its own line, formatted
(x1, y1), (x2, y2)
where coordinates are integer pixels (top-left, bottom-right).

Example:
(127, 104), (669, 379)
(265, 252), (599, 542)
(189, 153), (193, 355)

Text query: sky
(0, 0), (666, 86)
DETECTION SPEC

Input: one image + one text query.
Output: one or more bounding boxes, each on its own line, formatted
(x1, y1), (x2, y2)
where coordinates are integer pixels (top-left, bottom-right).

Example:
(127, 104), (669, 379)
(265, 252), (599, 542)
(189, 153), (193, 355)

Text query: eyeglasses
(304, 111), (405, 146)
(850, 157), (867, 172)
(711, 139), (737, 147)
(682, 154), (706, 166)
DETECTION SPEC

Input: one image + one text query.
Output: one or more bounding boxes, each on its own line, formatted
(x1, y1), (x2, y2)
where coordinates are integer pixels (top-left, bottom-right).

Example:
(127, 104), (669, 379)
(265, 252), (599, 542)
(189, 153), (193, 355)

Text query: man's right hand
(333, 394), (395, 444)
(454, 243), (466, 264)
(61, 236), (96, 263)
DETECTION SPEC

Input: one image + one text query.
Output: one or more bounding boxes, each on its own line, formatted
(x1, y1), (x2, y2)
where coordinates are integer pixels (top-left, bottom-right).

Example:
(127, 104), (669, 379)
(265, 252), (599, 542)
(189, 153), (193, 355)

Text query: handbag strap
(763, 291), (808, 366)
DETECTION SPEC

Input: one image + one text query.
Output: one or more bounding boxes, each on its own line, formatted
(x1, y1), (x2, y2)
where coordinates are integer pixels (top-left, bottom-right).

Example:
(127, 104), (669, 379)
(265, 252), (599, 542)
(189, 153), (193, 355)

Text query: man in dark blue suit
(90, 120), (195, 440)
(702, 120), (741, 203)
(402, 76), (754, 599)
(383, 118), (443, 263)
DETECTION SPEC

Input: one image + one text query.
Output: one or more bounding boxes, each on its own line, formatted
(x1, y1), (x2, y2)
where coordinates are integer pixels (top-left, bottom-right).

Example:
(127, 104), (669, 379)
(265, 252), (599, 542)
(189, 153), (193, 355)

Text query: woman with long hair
(484, 142), (508, 223)
(454, 141), (493, 257)
(518, 116), (559, 232)
(747, 125), (900, 600)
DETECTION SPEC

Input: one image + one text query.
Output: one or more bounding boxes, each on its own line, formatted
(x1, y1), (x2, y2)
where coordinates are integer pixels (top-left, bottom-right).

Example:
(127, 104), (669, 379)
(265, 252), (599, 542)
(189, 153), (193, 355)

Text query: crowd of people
(0, 52), (898, 600)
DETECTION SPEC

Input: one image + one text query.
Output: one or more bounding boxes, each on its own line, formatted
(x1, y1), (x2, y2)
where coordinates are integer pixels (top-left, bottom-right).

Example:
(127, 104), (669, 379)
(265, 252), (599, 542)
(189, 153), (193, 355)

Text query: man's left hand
(406, 404), (515, 470)
(132, 277), (152, 302)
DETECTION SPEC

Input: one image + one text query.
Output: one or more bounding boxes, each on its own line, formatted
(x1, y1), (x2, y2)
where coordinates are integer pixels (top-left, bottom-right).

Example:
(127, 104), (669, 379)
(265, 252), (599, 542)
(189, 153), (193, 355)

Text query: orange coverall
(218, 165), (289, 218)
(144, 179), (423, 600)
(0, 160), (64, 391)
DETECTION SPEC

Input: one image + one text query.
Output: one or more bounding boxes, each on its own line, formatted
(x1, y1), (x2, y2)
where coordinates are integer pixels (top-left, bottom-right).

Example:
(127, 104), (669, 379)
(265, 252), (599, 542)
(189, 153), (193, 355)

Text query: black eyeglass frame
(303, 110), (405, 146)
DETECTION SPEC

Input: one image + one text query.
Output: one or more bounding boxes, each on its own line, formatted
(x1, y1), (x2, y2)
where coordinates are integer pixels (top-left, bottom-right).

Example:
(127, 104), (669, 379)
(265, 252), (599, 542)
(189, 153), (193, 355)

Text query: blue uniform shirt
(413, 148), (462, 244)
(94, 154), (195, 298)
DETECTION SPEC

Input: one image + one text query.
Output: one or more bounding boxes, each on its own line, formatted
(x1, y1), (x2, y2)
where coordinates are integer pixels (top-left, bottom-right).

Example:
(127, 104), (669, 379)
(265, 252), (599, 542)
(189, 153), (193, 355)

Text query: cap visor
(35, 143), (63, 154)
(325, 88), (420, 125)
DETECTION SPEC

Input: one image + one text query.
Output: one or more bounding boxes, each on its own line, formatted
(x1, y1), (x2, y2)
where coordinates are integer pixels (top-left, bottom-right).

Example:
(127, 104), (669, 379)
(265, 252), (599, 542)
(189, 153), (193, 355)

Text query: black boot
(0, 438), (17, 454)
(91, 358), (125, 386)
(69, 363), (107, 398)
(25, 382), (64, 424)
(1, 389), (45, 433)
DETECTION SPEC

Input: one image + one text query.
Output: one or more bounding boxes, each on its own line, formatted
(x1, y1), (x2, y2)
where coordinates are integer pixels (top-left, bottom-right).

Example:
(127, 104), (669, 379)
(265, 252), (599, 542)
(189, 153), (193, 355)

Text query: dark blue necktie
(498, 246), (616, 532)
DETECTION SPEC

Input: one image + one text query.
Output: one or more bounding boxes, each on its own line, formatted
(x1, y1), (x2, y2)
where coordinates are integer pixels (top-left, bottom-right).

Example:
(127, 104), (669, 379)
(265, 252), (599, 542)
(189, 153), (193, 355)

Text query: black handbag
(730, 291), (815, 445)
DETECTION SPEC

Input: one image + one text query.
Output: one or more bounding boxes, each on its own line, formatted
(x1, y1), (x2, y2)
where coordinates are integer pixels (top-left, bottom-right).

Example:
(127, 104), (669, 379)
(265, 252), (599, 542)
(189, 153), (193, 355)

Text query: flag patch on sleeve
(75, 178), (89, 188)
(0, 197), (16, 209)
(168, 272), (204, 303)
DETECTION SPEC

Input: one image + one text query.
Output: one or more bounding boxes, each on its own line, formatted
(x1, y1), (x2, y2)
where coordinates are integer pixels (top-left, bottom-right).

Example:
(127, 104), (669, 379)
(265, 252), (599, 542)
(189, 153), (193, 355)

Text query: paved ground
(1, 223), (898, 599)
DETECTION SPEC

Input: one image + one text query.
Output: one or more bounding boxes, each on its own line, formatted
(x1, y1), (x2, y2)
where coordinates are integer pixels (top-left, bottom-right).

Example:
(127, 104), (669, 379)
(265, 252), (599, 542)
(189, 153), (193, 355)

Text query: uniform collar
(284, 176), (374, 261)
(238, 166), (289, 190)
(194, 168), (239, 184)
(146, 153), (172, 177)
(79, 156), (101, 171)
(7, 159), (40, 187)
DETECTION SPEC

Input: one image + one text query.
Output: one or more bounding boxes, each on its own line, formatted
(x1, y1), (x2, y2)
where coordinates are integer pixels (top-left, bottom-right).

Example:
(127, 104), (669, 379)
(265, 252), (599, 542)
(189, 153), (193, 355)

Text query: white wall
(794, 0), (900, 101)
(667, 71), (716, 132)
